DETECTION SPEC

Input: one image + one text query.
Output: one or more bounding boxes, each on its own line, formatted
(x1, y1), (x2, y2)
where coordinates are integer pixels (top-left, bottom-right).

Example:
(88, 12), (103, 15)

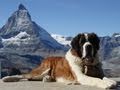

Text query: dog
(2, 33), (117, 89)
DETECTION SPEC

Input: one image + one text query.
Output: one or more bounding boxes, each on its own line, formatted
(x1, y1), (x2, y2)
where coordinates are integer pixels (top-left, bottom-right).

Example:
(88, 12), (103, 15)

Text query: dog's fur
(2, 33), (117, 89)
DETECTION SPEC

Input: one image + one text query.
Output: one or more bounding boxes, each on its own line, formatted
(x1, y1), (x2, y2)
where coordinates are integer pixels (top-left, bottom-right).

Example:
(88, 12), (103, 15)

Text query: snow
(2, 32), (30, 46)
(114, 34), (120, 37)
(15, 32), (30, 39)
(51, 34), (71, 46)
(112, 33), (120, 37)
(19, 10), (28, 12)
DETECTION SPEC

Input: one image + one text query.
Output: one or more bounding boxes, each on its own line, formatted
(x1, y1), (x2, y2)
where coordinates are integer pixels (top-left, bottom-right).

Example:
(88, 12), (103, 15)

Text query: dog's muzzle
(82, 42), (94, 64)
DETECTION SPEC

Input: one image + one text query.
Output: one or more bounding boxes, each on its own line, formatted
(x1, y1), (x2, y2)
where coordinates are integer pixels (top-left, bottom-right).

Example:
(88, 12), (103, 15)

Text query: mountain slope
(99, 33), (120, 77)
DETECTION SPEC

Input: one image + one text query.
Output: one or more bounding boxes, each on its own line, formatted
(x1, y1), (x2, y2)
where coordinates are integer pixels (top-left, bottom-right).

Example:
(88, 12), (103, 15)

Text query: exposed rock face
(99, 33), (120, 77)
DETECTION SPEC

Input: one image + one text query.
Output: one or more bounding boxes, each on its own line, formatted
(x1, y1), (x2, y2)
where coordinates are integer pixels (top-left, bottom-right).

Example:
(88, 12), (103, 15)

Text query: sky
(0, 0), (120, 36)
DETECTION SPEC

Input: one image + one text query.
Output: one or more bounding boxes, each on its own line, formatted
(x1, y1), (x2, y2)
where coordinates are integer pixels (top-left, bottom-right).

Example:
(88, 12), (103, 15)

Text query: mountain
(99, 33), (120, 77)
(0, 4), (67, 77)
(53, 33), (120, 77)
(0, 4), (66, 51)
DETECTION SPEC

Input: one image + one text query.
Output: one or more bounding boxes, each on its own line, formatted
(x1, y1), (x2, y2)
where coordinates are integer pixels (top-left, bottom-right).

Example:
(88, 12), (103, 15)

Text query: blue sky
(0, 0), (120, 36)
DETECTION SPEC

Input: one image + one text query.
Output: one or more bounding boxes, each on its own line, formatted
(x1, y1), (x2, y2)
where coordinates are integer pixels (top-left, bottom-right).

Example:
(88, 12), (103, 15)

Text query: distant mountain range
(0, 4), (120, 77)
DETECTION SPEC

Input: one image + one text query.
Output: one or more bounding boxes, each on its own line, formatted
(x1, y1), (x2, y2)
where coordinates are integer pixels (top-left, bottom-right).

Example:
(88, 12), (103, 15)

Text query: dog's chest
(81, 64), (104, 79)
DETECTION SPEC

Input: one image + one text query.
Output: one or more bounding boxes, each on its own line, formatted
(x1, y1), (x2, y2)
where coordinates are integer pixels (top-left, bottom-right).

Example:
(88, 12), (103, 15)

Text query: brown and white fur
(2, 33), (117, 89)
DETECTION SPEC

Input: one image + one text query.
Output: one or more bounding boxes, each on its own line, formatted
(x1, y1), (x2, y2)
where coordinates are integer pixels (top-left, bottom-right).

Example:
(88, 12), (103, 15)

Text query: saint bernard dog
(2, 33), (117, 89)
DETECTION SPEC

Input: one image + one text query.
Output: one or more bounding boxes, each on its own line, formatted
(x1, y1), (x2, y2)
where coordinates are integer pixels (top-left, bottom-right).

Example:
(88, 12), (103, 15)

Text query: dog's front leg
(77, 74), (117, 89)
(69, 61), (117, 89)
(28, 68), (50, 81)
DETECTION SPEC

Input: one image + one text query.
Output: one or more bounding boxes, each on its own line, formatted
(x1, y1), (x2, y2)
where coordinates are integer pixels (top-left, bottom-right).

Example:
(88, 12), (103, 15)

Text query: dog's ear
(90, 33), (100, 50)
(71, 33), (81, 51)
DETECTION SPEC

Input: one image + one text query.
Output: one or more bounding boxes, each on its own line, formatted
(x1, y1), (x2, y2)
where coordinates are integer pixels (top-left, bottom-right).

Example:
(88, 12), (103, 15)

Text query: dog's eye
(89, 39), (94, 43)
(79, 38), (85, 44)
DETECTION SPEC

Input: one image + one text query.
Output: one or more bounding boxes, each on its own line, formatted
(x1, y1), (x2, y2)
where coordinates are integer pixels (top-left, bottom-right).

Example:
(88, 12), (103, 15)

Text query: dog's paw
(102, 77), (117, 89)
(67, 81), (81, 85)
(42, 75), (52, 82)
(103, 77), (117, 86)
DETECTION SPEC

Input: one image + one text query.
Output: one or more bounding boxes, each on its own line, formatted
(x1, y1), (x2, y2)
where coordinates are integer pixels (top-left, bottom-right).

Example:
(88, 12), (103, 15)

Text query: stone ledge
(0, 78), (120, 90)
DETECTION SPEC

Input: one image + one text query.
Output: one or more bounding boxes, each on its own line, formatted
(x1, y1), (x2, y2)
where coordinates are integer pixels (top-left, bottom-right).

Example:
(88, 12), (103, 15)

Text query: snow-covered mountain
(0, 4), (66, 51)
(51, 34), (72, 48)
(0, 4), (67, 77)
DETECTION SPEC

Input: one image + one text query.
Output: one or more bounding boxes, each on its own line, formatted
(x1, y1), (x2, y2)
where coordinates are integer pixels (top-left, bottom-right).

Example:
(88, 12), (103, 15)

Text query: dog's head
(71, 33), (100, 65)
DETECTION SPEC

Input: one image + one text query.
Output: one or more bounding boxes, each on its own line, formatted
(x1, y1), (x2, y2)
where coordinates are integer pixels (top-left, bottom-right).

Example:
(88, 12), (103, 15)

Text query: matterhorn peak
(18, 4), (27, 10)
(0, 4), (66, 51)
